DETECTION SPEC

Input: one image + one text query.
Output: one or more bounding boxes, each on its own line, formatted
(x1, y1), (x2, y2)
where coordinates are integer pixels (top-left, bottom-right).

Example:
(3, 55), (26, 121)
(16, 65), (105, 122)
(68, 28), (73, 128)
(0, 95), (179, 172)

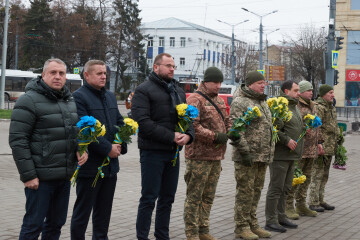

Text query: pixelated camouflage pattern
(298, 96), (323, 159)
(185, 83), (232, 161)
(184, 159), (221, 237)
(234, 162), (268, 231)
(229, 85), (274, 163)
(308, 155), (332, 205)
(286, 158), (315, 206)
(315, 97), (340, 156)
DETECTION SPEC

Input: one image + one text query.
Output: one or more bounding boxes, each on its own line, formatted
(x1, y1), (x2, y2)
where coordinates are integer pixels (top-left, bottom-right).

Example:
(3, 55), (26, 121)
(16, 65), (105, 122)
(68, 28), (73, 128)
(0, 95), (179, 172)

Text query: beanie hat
(319, 84), (334, 97)
(299, 80), (313, 93)
(245, 71), (265, 86)
(204, 67), (223, 82)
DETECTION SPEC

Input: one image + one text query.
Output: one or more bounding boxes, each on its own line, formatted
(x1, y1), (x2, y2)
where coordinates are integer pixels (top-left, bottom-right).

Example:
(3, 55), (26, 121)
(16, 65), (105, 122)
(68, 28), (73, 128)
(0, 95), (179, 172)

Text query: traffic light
(334, 70), (339, 85)
(336, 37), (344, 51)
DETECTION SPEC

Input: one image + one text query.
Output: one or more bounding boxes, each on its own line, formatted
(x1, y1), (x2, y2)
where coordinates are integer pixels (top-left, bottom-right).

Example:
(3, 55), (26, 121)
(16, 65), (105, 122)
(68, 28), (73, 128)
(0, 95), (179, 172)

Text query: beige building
(335, 0), (360, 107)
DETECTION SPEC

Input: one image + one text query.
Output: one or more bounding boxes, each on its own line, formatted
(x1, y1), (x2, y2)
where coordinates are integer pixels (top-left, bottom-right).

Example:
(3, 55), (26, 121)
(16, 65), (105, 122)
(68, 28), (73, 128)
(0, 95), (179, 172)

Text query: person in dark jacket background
(132, 53), (195, 240)
(70, 60), (127, 239)
(9, 58), (87, 239)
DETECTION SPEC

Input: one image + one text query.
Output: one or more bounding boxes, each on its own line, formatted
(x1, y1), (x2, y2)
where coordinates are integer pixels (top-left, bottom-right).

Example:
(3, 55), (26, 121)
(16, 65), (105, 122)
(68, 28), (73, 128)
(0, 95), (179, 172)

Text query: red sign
(346, 69), (360, 81)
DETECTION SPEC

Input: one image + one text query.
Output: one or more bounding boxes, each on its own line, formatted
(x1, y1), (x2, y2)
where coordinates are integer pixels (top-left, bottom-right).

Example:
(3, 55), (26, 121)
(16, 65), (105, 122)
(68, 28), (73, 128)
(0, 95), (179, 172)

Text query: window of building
(147, 58), (153, 66)
(213, 51), (215, 63)
(180, 37), (186, 47)
(170, 37), (175, 47)
(204, 49), (206, 60)
(351, 1), (360, 10)
(147, 37), (153, 47)
(208, 50), (211, 62)
(180, 58), (185, 66)
(345, 69), (360, 106)
(346, 31), (360, 65)
(159, 37), (165, 47)
(217, 52), (220, 63)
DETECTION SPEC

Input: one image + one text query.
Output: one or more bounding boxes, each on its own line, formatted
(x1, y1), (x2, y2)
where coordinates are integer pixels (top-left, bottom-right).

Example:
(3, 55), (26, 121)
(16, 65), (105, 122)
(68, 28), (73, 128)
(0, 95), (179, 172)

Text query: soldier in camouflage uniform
(184, 67), (232, 240)
(309, 84), (340, 212)
(230, 71), (274, 240)
(285, 80), (324, 220)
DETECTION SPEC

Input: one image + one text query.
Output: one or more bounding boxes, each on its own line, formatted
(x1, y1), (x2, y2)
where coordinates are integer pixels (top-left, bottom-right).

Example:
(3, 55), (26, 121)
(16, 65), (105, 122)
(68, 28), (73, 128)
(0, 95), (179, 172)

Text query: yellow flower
(176, 104), (188, 116)
(99, 124), (106, 137)
(267, 98), (276, 108)
(96, 120), (102, 127)
(124, 118), (139, 133)
(252, 106), (262, 117)
(278, 97), (289, 105)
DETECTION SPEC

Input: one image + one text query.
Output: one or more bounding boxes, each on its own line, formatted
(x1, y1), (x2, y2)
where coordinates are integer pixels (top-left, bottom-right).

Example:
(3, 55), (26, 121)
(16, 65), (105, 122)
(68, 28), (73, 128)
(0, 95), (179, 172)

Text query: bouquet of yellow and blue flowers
(172, 104), (199, 166)
(70, 116), (106, 186)
(267, 97), (293, 142)
(295, 114), (322, 143)
(292, 162), (306, 186)
(227, 106), (261, 140)
(92, 118), (138, 187)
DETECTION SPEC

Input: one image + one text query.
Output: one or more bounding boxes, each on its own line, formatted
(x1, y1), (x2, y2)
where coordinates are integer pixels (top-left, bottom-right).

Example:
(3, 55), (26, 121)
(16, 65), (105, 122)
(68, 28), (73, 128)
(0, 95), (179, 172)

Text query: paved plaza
(0, 105), (359, 239)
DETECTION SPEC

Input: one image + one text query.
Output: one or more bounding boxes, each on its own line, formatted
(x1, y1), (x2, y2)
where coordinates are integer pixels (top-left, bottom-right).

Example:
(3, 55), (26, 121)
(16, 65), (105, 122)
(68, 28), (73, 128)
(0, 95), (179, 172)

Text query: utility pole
(325, 0), (336, 86)
(1, 0), (10, 109)
(217, 19), (249, 85)
(241, 8), (278, 71)
(265, 29), (279, 96)
(15, 17), (19, 70)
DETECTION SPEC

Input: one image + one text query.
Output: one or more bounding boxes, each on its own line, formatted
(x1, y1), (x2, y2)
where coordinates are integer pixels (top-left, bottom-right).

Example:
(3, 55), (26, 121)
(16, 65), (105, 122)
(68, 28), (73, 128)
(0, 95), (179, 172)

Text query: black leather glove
(214, 132), (228, 144)
(228, 134), (241, 146)
(240, 152), (253, 167)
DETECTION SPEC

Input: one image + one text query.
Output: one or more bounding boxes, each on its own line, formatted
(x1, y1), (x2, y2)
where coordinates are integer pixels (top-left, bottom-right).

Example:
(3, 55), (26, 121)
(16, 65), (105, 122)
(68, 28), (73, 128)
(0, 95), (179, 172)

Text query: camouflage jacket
(185, 83), (232, 161)
(229, 85), (275, 163)
(298, 96), (323, 159)
(315, 97), (340, 155)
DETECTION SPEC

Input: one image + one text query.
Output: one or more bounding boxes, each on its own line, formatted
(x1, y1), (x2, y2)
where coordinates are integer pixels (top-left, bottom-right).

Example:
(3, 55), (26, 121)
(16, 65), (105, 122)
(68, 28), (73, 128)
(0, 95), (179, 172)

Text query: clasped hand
(174, 132), (190, 146)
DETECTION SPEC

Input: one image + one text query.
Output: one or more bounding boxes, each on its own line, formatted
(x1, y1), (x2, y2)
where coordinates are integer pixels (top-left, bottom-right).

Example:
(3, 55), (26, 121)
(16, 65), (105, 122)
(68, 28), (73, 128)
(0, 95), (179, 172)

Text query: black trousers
(70, 175), (117, 240)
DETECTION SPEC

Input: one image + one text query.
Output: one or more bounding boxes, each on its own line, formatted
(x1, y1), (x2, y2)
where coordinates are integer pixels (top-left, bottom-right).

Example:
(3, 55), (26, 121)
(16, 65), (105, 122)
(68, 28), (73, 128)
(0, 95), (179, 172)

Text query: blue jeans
(19, 180), (70, 240)
(71, 176), (117, 240)
(136, 150), (180, 240)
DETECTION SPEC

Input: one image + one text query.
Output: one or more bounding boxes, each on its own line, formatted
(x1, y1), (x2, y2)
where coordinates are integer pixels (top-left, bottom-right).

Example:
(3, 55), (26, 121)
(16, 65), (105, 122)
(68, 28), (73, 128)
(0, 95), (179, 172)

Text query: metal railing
(336, 107), (360, 121)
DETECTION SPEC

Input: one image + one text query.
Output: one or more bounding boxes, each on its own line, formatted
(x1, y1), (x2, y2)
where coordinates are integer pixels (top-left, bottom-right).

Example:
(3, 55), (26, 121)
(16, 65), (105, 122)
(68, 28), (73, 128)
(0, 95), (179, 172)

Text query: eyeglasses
(157, 64), (177, 70)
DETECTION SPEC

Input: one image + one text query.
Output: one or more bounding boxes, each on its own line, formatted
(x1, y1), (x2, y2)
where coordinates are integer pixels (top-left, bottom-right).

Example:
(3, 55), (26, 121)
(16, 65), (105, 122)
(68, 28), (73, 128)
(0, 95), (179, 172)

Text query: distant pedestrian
(9, 58), (87, 239)
(308, 84), (340, 212)
(70, 59), (127, 239)
(285, 80), (324, 219)
(230, 71), (274, 240)
(265, 80), (304, 233)
(132, 53), (194, 240)
(184, 67), (231, 240)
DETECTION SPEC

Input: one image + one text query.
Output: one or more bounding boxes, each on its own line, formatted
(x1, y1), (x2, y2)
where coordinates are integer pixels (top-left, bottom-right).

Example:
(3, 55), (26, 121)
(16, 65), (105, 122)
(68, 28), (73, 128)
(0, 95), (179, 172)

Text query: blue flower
(77, 115), (97, 129)
(186, 105), (199, 119)
(312, 116), (322, 128)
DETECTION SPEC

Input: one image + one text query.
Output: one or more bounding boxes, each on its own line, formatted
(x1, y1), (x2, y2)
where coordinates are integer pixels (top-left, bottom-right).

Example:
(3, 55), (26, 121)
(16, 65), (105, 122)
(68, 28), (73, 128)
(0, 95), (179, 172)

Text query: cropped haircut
(43, 58), (66, 72)
(154, 53), (172, 65)
(281, 80), (298, 92)
(84, 60), (106, 73)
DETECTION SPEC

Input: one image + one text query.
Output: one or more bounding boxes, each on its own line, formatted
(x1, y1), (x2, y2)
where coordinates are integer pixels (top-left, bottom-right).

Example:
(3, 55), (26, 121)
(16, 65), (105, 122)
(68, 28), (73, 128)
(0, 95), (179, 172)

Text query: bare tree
(234, 41), (259, 83)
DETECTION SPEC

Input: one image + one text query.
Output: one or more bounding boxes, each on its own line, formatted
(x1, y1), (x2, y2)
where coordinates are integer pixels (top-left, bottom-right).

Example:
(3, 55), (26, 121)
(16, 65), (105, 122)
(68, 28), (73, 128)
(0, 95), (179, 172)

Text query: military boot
(296, 202), (317, 217)
(199, 233), (217, 240)
(251, 227), (271, 238)
(285, 207), (300, 220)
(235, 228), (259, 240)
(187, 236), (200, 240)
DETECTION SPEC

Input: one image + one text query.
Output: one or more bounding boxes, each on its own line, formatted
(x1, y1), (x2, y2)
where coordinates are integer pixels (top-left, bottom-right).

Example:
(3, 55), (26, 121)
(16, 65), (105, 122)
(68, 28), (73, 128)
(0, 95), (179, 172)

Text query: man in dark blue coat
(132, 53), (195, 240)
(70, 60), (127, 239)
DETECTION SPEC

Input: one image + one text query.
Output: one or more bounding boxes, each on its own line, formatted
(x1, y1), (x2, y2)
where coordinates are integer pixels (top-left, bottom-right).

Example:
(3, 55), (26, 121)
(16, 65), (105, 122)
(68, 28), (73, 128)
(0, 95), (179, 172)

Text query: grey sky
(138, 0), (330, 45)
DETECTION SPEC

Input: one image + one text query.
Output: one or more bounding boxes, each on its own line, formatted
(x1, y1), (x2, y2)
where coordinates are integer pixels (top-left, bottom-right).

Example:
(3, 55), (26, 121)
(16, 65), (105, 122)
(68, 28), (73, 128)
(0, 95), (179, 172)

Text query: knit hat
(204, 67), (223, 82)
(299, 80), (313, 93)
(319, 84), (334, 97)
(245, 71), (265, 86)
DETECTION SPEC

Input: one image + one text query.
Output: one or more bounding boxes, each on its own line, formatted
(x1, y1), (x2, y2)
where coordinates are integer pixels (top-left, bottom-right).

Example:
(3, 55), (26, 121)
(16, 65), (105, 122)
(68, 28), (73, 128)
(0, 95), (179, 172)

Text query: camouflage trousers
(286, 158), (315, 206)
(309, 155), (332, 205)
(183, 159), (221, 237)
(234, 162), (268, 232)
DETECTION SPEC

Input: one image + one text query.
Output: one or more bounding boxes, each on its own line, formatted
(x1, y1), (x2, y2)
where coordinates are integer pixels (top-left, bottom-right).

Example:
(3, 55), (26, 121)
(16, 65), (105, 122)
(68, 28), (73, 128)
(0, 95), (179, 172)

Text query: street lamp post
(1, 0), (10, 109)
(15, 17), (19, 70)
(217, 19), (249, 85)
(265, 28), (280, 96)
(241, 8), (278, 71)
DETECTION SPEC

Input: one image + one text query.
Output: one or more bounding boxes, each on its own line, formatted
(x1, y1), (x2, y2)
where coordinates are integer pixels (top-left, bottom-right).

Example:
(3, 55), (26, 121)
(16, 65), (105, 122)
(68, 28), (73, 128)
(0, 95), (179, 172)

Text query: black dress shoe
(320, 202), (335, 210)
(309, 205), (325, 212)
(265, 223), (287, 233)
(279, 219), (298, 229)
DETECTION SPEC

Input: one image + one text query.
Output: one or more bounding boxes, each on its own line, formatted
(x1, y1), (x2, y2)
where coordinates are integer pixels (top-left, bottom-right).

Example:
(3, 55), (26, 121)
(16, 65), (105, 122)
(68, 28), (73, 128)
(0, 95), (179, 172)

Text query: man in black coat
(132, 53), (195, 240)
(9, 58), (87, 239)
(70, 60), (127, 239)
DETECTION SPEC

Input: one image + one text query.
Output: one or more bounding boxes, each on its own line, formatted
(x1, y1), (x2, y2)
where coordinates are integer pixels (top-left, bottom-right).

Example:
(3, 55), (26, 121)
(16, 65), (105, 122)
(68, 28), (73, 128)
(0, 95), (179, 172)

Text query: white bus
(0, 69), (83, 101)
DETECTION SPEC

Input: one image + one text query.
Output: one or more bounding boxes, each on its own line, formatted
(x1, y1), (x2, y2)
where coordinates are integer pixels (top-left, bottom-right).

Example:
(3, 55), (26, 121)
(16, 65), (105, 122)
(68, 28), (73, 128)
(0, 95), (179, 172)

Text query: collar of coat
(238, 84), (267, 101)
(280, 90), (299, 106)
(299, 96), (315, 110)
